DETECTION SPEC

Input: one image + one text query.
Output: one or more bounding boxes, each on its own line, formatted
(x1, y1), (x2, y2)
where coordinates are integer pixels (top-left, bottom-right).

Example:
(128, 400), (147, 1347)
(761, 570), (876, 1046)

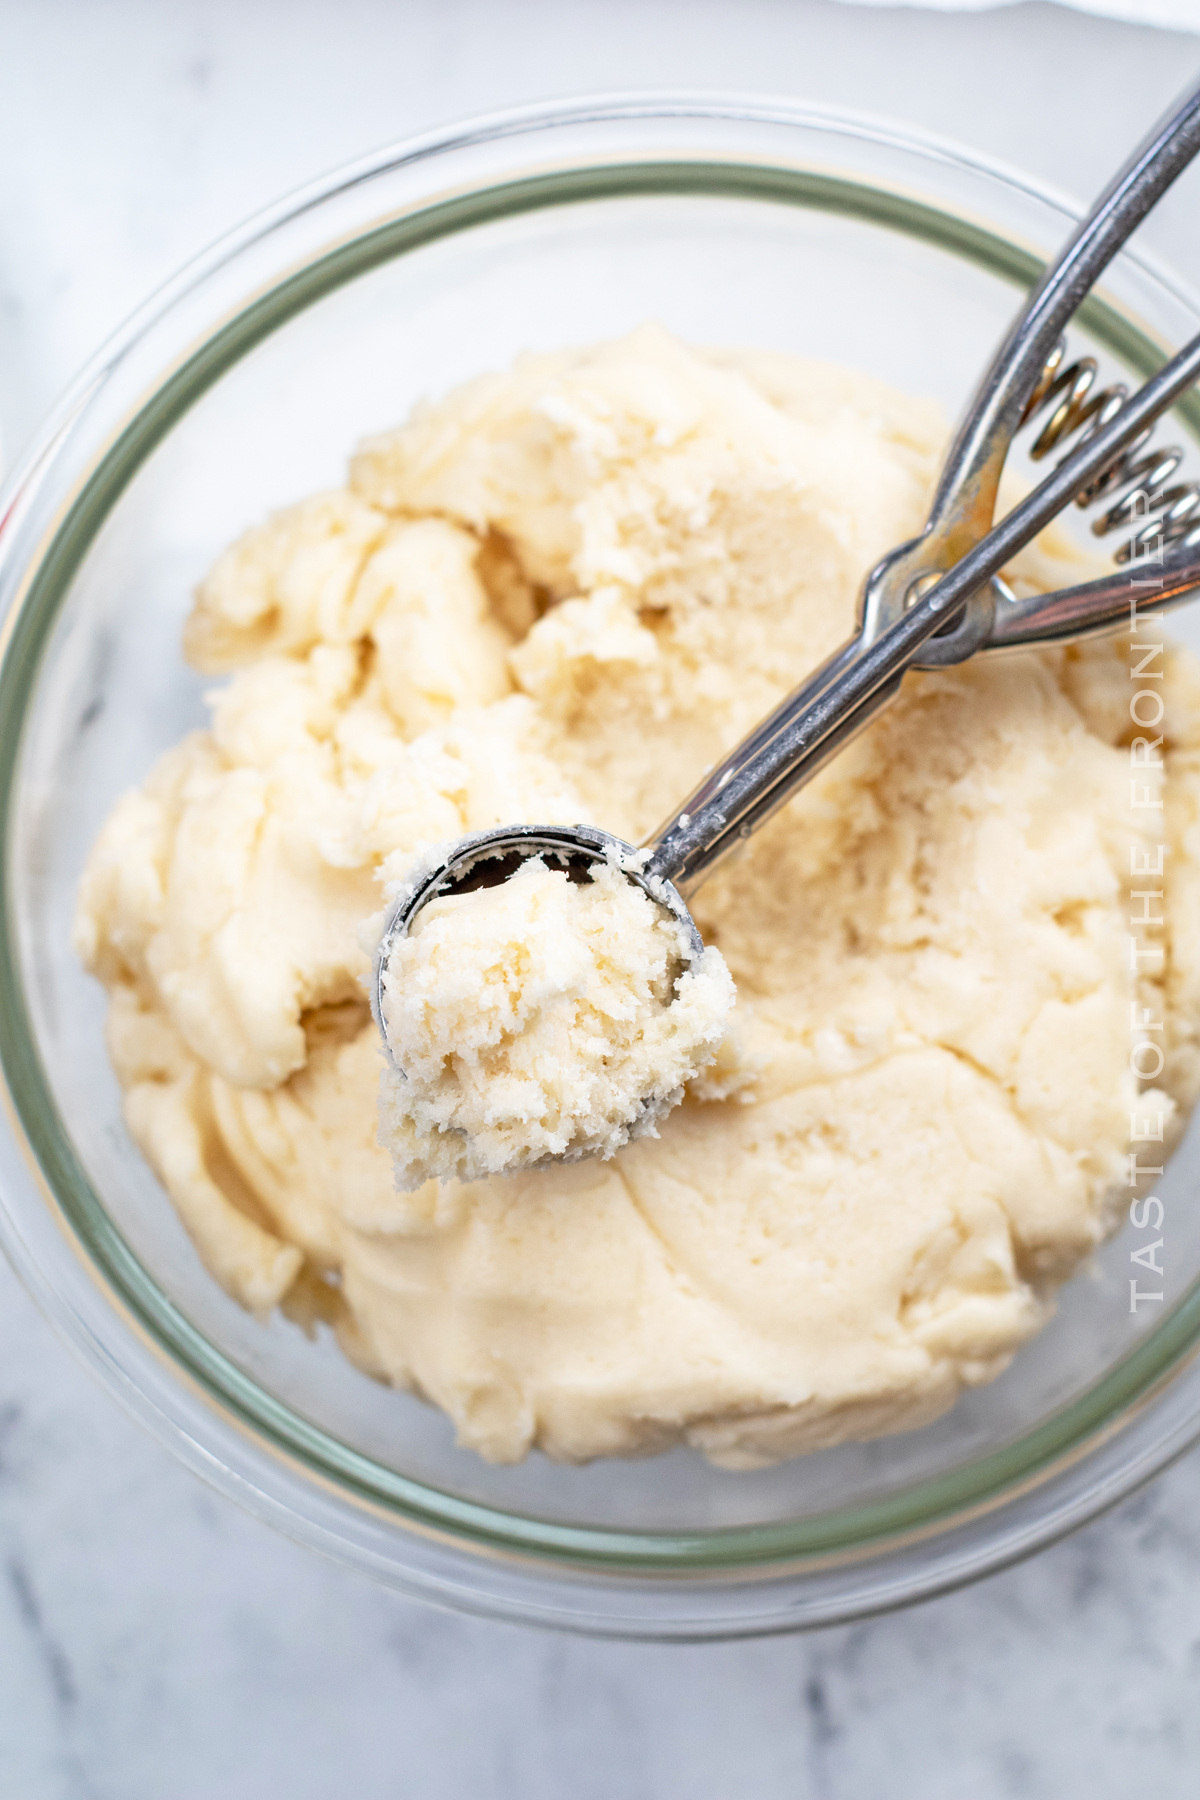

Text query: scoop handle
(647, 83), (1200, 898)
(987, 541), (1200, 652)
(857, 76), (1200, 668)
(924, 76), (1200, 561)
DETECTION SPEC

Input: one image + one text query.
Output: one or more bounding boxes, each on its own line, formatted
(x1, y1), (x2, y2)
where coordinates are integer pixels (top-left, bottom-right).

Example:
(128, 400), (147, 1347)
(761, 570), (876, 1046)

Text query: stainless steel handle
(859, 75), (1200, 663)
(988, 540), (1200, 651)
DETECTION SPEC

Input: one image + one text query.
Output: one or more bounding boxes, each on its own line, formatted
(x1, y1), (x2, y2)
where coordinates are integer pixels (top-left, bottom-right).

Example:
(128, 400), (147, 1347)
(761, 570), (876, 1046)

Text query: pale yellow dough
(75, 325), (1200, 1469)
(377, 855), (735, 1187)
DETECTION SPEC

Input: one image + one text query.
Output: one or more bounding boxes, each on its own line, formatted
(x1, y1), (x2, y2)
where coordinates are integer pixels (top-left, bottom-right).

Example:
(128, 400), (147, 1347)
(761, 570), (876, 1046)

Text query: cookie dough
(376, 853), (734, 1188)
(74, 325), (1200, 1468)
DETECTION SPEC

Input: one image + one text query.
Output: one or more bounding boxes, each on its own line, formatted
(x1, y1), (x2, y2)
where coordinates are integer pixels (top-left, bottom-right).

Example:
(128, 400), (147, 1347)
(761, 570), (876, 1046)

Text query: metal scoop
(375, 77), (1200, 1077)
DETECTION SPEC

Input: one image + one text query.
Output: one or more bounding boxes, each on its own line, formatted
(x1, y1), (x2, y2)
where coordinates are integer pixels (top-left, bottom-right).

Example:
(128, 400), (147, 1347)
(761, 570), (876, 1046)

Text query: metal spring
(1018, 339), (1200, 564)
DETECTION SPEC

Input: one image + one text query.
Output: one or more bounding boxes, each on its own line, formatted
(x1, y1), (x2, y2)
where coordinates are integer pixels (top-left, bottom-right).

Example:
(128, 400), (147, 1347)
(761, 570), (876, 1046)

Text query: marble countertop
(4, 2), (1200, 1794)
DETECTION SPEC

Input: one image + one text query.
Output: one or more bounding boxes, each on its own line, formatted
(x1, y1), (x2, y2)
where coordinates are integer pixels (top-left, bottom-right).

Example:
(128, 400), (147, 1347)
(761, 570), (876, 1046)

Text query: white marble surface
(4, 1), (1200, 1793)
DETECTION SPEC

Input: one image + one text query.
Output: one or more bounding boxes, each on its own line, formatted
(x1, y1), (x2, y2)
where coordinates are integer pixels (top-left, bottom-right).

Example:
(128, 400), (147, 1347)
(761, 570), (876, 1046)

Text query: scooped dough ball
(377, 855), (735, 1187)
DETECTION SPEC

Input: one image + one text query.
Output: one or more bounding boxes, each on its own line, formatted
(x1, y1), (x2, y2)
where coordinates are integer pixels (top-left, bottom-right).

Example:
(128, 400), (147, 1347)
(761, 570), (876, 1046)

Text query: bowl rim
(3, 91), (1200, 1636)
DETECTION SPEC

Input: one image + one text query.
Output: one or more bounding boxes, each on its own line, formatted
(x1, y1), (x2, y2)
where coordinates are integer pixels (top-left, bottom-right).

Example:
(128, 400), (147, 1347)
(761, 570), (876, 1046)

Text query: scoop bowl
(371, 822), (707, 1074)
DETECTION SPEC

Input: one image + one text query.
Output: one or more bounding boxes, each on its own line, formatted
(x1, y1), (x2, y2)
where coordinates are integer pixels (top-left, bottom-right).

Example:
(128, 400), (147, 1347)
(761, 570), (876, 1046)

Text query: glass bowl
(3, 96), (1200, 1642)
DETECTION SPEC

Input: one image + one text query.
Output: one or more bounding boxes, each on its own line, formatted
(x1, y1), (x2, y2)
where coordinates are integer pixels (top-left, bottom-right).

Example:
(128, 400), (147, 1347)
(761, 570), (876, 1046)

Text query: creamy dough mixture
(377, 854), (734, 1188)
(75, 325), (1200, 1467)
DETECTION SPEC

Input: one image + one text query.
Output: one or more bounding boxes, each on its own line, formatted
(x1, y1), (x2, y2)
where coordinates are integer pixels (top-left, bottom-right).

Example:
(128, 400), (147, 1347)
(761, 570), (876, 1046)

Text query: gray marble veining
(4, 1253), (1200, 1799)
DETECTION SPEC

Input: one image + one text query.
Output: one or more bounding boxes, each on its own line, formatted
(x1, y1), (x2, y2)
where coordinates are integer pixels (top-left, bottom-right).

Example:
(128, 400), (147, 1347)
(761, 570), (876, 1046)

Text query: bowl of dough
(3, 97), (1200, 1640)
